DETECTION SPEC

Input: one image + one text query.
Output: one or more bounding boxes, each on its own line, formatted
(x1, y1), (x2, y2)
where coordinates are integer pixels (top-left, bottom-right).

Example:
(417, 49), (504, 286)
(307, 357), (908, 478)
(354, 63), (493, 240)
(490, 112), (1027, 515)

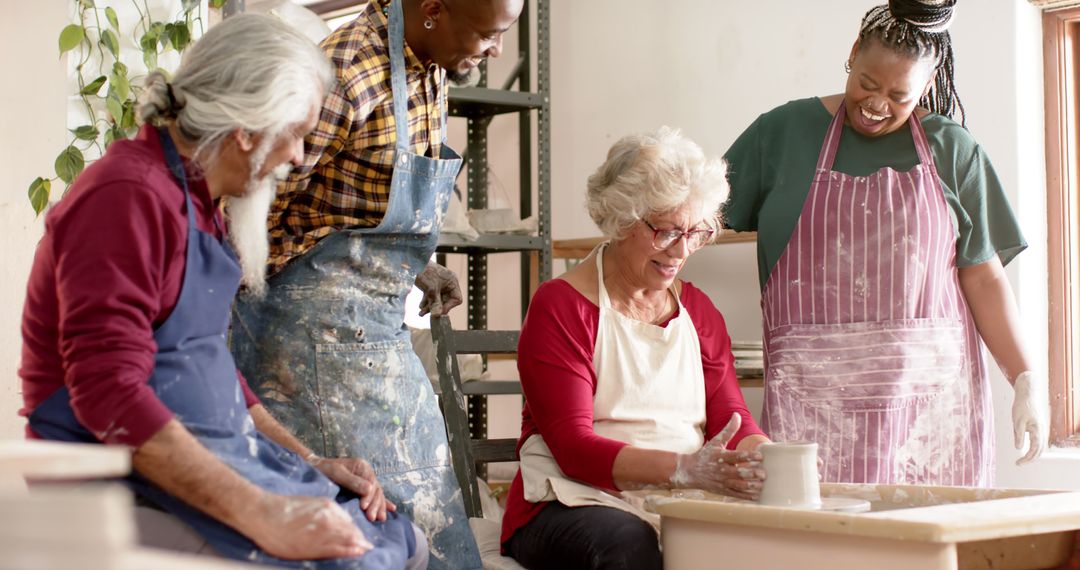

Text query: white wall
(0, 3), (67, 439)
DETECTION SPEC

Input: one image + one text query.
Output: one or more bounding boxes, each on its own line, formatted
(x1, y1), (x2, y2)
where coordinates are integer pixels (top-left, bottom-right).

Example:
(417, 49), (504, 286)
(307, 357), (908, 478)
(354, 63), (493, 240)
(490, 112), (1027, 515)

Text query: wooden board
(0, 440), (130, 481)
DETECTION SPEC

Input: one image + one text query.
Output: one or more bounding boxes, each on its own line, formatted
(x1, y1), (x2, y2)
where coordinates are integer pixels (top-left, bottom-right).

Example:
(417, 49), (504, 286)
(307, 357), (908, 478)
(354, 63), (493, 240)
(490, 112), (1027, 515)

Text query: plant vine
(28, 0), (228, 215)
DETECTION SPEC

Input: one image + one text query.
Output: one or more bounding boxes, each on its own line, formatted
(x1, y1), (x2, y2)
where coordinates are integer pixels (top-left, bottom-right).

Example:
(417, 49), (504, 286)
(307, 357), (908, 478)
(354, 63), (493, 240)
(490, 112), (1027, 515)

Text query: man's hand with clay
(415, 262), (463, 317)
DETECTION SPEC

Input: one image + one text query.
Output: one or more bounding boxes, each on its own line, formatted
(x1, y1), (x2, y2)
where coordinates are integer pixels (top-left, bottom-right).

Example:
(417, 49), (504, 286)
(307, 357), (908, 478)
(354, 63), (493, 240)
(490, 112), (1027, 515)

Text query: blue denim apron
(28, 128), (415, 569)
(230, 2), (477, 568)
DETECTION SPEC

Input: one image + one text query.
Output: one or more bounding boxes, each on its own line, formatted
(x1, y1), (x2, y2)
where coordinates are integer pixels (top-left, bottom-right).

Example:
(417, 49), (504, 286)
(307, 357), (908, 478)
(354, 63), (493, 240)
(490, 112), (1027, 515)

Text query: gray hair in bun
(136, 13), (334, 167)
(856, 0), (964, 125)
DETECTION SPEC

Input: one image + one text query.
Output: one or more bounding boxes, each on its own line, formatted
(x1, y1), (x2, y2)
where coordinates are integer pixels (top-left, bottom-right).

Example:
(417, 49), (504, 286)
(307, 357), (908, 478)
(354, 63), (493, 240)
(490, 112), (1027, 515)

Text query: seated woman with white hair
(500, 127), (772, 569)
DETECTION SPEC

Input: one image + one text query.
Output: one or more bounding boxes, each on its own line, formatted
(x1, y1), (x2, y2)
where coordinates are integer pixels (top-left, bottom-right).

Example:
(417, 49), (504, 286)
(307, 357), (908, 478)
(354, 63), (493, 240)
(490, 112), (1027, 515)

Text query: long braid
(858, 1), (966, 126)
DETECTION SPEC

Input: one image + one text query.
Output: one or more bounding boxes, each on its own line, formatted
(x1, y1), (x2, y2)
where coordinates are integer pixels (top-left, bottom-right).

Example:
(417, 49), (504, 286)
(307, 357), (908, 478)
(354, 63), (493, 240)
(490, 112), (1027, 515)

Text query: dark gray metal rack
(435, 0), (551, 451)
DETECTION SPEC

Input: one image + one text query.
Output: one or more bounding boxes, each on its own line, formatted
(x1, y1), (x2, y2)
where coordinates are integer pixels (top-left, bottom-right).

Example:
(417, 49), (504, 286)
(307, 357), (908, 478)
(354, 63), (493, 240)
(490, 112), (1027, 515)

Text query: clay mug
(757, 441), (822, 509)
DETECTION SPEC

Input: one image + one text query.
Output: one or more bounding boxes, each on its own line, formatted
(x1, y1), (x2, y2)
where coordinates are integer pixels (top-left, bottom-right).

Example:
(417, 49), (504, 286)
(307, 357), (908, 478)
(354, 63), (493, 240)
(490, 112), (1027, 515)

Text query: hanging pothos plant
(28, 0), (228, 215)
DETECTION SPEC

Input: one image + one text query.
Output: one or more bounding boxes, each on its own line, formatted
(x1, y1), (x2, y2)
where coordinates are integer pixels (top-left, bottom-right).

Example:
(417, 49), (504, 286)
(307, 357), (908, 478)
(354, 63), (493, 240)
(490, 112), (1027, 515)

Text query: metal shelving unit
(435, 0), (551, 452)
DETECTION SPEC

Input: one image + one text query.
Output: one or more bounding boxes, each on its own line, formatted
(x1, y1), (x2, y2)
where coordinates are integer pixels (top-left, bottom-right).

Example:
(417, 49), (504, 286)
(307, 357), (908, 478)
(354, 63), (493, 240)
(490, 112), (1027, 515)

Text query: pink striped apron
(760, 100), (993, 487)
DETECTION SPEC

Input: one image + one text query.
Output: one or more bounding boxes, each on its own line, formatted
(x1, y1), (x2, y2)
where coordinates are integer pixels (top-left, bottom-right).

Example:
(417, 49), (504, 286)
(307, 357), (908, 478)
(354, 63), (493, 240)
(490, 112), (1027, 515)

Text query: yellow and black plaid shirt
(267, 0), (447, 275)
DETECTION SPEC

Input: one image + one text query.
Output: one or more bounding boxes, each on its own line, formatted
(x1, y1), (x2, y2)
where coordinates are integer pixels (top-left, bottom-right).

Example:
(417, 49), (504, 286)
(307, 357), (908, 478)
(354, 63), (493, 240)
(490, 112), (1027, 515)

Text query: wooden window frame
(1045, 8), (1080, 447)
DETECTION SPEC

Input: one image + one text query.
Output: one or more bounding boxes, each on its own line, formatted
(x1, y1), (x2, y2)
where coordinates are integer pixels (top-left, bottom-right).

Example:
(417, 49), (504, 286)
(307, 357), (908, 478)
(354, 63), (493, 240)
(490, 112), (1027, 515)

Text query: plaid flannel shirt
(267, 0), (447, 275)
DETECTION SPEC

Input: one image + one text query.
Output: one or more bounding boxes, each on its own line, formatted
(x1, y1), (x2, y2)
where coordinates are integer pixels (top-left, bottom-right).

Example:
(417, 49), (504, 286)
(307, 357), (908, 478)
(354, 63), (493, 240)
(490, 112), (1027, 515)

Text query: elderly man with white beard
(18, 14), (428, 570)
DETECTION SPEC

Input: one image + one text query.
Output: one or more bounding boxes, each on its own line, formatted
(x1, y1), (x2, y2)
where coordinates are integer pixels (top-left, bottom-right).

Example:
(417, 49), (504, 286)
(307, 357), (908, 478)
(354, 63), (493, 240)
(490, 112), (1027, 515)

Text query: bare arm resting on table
(958, 257), (1048, 465)
(132, 418), (371, 559)
(248, 404), (394, 521)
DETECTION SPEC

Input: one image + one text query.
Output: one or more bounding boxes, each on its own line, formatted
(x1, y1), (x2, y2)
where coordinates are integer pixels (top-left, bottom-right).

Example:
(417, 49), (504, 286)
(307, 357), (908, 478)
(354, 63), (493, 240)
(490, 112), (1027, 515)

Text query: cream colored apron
(520, 243), (707, 530)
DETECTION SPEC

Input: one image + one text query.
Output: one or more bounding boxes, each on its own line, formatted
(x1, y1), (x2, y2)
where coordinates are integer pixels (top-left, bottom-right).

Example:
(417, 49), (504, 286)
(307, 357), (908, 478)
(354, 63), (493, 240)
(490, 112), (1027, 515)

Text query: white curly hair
(586, 126), (729, 240)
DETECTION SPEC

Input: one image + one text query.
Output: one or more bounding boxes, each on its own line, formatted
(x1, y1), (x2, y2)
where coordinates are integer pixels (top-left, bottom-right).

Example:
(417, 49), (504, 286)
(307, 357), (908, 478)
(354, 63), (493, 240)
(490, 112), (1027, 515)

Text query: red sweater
(500, 278), (764, 547)
(19, 124), (258, 447)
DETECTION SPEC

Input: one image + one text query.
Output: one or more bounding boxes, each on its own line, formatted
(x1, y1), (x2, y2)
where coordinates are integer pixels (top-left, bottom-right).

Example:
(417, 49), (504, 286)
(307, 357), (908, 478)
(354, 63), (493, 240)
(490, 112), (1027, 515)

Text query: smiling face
(421, 0), (523, 83)
(616, 202), (710, 293)
(844, 38), (938, 137)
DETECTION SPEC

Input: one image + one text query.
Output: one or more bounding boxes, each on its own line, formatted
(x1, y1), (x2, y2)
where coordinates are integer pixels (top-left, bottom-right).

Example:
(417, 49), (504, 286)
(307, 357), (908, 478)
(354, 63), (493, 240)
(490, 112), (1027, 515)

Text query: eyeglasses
(641, 219), (715, 251)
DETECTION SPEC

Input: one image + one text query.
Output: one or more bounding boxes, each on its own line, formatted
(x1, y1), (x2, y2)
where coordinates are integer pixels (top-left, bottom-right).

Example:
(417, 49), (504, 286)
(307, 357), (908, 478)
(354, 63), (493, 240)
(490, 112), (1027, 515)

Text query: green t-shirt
(722, 97), (1026, 290)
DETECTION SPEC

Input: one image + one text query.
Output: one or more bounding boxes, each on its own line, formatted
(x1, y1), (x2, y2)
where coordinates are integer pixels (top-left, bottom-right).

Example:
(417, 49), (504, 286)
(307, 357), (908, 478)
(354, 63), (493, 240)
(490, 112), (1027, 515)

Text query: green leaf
(110, 63), (130, 101)
(170, 22), (192, 52)
(79, 0), (95, 8)
(142, 48), (158, 72)
(28, 177), (51, 216)
(210, 0), (227, 8)
(106, 90), (124, 125)
(54, 146), (85, 185)
(105, 7), (119, 31)
(100, 28), (120, 60)
(140, 30), (159, 53)
(70, 125), (100, 141)
(121, 100), (136, 130)
(59, 24), (84, 54)
(160, 23), (175, 51)
(80, 75), (107, 96)
(104, 126), (122, 148)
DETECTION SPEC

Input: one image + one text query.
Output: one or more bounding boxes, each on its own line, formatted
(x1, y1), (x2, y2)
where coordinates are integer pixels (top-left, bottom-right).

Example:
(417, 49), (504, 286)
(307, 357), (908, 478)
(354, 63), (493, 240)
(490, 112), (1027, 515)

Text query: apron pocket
(767, 318), (965, 412)
(313, 341), (448, 474)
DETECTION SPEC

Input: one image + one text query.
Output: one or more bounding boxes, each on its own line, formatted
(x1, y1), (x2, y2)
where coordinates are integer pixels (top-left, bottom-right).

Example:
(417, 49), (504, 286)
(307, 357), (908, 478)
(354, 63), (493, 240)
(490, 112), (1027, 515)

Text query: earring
(424, 18), (435, 30)
(844, 60), (851, 73)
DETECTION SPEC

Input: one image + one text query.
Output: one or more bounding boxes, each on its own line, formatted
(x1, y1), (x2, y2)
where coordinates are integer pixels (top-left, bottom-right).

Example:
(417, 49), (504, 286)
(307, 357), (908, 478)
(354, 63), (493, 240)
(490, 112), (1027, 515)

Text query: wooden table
(0, 440), (260, 569)
(0, 439), (130, 491)
(650, 483), (1080, 570)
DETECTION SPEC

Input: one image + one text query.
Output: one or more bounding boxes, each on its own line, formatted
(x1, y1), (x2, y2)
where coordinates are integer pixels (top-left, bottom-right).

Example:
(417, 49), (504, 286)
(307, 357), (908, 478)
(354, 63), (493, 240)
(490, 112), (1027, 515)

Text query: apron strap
(388, 1), (450, 150)
(387, 0), (412, 155)
(908, 111), (943, 184)
(595, 241), (612, 309)
(156, 127), (200, 233)
(815, 99), (848, 172)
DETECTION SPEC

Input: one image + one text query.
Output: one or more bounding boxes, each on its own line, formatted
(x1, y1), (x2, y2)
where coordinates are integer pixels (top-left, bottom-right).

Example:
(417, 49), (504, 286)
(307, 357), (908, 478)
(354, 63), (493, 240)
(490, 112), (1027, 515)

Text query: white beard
(226, 141), (288, 298)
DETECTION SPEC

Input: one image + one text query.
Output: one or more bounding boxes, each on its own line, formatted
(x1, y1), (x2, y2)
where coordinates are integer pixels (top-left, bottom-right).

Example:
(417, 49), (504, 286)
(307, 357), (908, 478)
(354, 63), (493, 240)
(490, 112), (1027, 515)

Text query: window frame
(1044, 7), (1080, 447)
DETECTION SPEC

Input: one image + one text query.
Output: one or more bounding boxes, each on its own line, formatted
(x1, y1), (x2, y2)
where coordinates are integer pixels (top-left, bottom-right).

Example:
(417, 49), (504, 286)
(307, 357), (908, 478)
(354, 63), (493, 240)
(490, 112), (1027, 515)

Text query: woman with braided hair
(723, 0), (1047, 487)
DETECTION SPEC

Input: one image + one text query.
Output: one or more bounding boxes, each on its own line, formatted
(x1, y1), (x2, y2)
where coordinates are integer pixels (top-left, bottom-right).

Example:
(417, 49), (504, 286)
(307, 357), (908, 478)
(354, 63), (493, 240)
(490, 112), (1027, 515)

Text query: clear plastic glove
(244, 492), (372, 561)
(415, 262), (463, 317)
(1012, 371), (1049, 466)
(308, 456), (396, 522)
(671, 413), (765, 500)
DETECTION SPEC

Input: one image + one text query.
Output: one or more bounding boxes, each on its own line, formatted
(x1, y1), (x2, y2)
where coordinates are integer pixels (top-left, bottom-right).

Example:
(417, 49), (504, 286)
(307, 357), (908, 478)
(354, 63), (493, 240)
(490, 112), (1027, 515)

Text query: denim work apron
(760, 100), (992, 486)
(28, 128), (416, 569)
(230, 1), (477, 568)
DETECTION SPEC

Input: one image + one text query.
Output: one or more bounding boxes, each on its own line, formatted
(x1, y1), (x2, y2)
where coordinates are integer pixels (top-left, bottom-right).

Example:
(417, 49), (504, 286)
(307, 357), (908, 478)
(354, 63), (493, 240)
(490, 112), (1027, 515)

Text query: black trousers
(505, 502), (663, 570)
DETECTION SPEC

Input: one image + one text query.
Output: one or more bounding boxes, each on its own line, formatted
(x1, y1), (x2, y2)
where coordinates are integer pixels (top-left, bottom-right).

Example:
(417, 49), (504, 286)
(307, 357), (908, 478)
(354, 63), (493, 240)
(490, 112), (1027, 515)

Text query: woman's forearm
(958, 257), (1034, 383)
(611, 446), (679, 491)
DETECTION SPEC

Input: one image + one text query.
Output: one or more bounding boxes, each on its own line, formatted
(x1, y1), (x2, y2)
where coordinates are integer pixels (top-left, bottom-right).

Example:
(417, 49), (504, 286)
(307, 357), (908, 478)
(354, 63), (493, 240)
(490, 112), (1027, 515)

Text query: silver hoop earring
(424, 19), (435, 30)
(844, 60), (851, 74)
